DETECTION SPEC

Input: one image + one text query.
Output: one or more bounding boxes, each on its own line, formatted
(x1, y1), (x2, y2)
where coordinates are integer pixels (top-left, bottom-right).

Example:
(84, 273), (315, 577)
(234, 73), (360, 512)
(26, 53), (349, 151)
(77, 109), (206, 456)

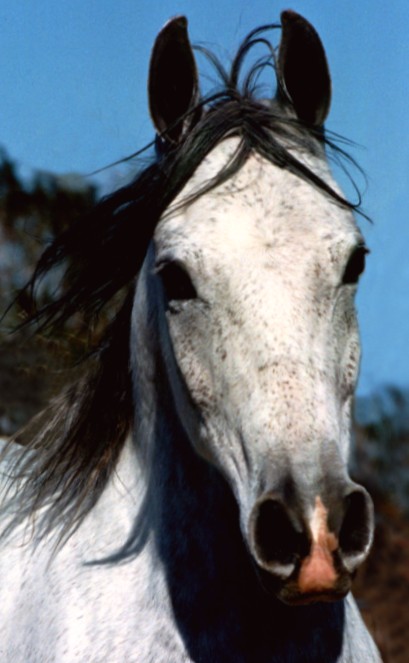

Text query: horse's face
(151, 137), (373, 605)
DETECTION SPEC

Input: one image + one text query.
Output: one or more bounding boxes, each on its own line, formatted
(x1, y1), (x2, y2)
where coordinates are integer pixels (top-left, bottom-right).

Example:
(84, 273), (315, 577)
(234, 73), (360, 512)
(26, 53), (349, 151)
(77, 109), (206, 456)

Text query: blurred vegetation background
(0, 149), (408, 662)
(0, 149), (99, 435)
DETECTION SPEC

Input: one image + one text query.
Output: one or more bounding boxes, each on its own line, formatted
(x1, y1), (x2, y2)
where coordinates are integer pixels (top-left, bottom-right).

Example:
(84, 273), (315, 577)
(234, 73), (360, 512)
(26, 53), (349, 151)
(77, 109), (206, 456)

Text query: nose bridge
(227, 346), (346, 508)
(222, 264), (337, 423)
(237, 354), (341, 463)
(247, 265), (329, 356)
(228, 256), (329, 360)
(237, 290), (336, 398)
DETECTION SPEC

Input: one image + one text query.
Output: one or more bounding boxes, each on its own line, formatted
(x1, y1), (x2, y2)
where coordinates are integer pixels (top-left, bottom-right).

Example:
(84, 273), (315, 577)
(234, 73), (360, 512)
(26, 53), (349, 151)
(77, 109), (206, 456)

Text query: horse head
(143, 10), (373, 607)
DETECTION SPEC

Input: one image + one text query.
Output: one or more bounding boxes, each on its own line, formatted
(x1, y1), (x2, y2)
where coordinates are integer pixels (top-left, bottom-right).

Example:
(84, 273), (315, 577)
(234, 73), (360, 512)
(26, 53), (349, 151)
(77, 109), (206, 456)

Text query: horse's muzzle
(248, 482), (374, 605)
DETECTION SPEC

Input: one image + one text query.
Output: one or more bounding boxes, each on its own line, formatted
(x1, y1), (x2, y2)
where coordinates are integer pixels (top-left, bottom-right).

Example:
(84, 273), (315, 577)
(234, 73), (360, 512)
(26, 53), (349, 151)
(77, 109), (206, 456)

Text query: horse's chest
(0, 541), (189, 663)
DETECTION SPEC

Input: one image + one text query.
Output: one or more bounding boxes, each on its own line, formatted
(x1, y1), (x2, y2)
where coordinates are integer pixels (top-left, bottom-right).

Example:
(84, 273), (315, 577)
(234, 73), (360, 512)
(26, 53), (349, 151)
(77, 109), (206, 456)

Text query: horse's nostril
(250, 496), (309, 574)
(249, 484), (374, 596)
(339, 487), (374, 570)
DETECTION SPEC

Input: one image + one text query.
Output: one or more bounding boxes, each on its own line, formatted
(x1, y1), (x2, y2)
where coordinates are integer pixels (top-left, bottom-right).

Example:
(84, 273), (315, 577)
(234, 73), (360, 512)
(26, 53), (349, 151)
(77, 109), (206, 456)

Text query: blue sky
(1, 1), (408, 396)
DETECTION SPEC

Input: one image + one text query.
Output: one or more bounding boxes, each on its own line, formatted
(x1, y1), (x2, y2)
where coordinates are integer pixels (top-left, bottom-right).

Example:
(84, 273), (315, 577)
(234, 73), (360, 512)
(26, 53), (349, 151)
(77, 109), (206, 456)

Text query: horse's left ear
(277, 10), (331, 126)
(149, 16), (201, 144)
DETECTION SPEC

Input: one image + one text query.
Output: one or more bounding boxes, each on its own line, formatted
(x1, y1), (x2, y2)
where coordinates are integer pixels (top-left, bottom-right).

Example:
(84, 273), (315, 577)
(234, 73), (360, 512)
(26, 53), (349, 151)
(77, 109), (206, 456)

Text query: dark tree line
(0, 149), (98, 434)
(0, 149), (97, 328)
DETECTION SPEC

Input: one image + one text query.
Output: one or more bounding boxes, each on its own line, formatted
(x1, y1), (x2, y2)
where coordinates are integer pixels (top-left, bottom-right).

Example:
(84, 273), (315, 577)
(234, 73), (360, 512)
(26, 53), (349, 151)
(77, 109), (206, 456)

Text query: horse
(0, 10), (382, 662)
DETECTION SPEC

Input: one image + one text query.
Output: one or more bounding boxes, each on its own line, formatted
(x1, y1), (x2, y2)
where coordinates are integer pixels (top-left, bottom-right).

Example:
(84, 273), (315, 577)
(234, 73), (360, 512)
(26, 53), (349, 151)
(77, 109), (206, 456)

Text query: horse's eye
(158, 262), (197, 302)
(342, 246), (368, 285)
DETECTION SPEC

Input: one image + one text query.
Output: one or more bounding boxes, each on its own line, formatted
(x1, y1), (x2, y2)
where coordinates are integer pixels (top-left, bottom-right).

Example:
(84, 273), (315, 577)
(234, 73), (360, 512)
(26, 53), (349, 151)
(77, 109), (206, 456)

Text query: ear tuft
(277, 10), (331, 126)
(149, 16), (201, 144)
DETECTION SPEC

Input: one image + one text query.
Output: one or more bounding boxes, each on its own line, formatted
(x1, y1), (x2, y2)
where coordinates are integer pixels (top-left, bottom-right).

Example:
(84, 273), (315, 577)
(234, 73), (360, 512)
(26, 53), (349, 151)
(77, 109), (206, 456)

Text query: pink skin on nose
(298, 496), (338, 594)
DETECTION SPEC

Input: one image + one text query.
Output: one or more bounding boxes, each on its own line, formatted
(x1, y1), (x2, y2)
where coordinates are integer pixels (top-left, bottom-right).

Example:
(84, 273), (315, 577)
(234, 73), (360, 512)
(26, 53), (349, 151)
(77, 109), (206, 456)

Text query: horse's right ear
(149, 17), (201, 145)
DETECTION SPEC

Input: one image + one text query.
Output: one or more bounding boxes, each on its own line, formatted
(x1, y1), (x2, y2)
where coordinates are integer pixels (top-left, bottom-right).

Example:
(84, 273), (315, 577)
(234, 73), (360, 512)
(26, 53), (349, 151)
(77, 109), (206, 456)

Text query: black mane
(1, 24), (364, 546)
